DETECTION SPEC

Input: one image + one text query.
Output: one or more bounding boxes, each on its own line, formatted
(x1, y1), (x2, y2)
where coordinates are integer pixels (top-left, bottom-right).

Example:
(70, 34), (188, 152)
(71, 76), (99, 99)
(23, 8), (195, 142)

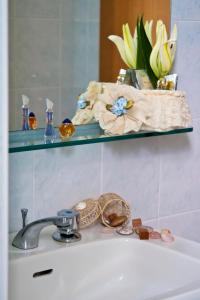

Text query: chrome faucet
(12, 209), (81, 250)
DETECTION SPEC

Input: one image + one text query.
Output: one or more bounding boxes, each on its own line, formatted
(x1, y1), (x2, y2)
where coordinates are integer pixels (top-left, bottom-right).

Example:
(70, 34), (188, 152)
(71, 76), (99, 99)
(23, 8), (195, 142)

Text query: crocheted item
(72, 81), (103, 125)
(93, 83), (191, 134)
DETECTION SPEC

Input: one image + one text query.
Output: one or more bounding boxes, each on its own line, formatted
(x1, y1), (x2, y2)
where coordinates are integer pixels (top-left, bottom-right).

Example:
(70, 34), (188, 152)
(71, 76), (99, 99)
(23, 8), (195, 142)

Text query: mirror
(9, 0), (170, 131)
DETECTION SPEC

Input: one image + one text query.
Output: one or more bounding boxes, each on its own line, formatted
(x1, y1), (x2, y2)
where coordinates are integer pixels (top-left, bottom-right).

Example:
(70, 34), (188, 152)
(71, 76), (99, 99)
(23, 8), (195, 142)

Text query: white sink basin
(9, 226), (200, 300)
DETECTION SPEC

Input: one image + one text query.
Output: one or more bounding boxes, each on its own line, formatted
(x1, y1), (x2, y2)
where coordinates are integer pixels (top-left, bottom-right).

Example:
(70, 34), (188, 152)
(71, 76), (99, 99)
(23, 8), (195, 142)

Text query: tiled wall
(9, 0), (99, 130)
(9, 1), (200, 243)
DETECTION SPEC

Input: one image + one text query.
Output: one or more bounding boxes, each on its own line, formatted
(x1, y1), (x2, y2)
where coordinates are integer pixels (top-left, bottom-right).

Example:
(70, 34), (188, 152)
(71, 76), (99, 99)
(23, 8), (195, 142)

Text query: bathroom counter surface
(9, 224), (200, 262)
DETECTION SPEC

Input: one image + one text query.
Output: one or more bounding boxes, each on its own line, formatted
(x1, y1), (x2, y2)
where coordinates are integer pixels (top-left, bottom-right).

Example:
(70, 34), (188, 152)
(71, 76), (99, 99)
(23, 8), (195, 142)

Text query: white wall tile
(9, 0), (14, 18)
(158, 211), (200, 242)
(86, 21), (100, 81)
(172, 21), (200, 119)
(102, 139), (160, 221)
(60, 20), (74, 87)
(159, 119), (200, 217)
(172, 0), (200, 20)
(143, 219), (159, 229)
(14, 19), (60, 88)
(9, 19), (14, 89)
(61, 87), (79, 120)
(9, 152), (35, 232)
(60, 0), (73, 21)
(34, 144), (102, 219)
(9, 89), (15, 131)
(87, 0), (100, 22)
(14, 0), (60, 18)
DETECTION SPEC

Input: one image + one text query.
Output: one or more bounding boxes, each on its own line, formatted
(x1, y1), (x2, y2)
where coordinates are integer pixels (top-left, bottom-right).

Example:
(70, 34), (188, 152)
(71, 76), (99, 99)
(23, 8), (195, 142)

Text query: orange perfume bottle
(59, 118), (75, 140)
(29, 112), (37, 130)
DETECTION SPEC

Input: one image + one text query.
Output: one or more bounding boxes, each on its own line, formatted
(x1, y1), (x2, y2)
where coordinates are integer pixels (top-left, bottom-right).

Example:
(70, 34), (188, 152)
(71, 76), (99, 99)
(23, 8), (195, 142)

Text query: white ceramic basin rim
(9, 235), (200, 300)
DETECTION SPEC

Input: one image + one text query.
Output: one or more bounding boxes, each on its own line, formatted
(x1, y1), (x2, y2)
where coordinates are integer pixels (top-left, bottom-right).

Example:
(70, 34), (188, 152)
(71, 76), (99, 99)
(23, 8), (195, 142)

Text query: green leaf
(136, 18), (145, 70)
(139, 17), (158, 88)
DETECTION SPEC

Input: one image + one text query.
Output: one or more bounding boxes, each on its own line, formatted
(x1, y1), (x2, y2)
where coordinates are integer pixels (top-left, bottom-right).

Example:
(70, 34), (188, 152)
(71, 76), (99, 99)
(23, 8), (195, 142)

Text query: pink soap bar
(149, 231), (161, 240)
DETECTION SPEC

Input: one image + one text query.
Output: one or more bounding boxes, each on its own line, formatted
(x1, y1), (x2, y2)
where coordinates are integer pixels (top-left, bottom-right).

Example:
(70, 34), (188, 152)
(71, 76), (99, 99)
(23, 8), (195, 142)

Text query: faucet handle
(21, 208), (28, 229)
(52, 209), (81, 243)
(56, 209), (80, 234)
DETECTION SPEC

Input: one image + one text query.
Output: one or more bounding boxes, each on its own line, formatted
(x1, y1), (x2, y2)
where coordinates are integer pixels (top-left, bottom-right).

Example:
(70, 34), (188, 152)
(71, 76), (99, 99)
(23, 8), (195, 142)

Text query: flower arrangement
(108, 17), (177, 88)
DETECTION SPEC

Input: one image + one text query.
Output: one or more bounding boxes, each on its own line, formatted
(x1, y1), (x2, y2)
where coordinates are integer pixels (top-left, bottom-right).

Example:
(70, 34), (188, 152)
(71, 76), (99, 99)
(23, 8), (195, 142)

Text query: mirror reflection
(9, 0), (170, 131)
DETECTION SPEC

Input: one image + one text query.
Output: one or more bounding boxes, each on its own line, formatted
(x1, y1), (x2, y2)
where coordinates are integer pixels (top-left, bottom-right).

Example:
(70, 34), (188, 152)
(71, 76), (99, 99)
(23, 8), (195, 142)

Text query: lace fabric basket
(98, 193), (131, 228)
(73, 198), (101, 229)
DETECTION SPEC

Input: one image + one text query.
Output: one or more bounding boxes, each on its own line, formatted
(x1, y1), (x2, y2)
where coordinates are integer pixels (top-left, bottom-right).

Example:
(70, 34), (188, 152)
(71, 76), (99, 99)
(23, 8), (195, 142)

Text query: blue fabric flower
(111, 96), (128, 116)
(77, 95), (87, 109)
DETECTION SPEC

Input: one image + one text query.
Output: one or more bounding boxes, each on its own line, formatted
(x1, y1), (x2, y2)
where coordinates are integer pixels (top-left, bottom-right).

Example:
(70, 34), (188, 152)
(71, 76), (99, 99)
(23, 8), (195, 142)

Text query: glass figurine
(21, 95), (30, 131)
(29, 112), (37, 130)
(59, 118), (75, 140)
(44, 98), (56, 143)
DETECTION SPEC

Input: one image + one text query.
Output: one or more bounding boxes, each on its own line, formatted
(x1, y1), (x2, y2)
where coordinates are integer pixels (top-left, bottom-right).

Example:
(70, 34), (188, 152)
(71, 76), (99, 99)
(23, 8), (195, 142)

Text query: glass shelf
(9, 123), (193, 153)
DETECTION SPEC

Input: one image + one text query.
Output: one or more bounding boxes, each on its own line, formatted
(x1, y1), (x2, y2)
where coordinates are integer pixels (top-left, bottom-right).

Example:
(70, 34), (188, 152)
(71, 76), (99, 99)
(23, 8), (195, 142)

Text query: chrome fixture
(21, 208), (28, 228)
(12, 209), (81, 250)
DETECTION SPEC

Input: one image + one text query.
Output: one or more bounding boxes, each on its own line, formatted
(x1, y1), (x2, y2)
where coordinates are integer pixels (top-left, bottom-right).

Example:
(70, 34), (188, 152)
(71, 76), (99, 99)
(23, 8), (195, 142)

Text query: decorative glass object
(44, 98), (56, 144)
(124, 69), (153, 89)
(98, 193), (131, 228)
(21, 95), (30, 131)
(29, 112), (37, 130)
(59, 118), (75, 140)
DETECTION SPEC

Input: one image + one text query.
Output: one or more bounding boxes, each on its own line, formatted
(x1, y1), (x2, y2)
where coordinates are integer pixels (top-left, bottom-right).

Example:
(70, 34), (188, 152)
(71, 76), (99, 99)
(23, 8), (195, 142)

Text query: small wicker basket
(98, 193), (131, 228)
(73, 198), (101, 229)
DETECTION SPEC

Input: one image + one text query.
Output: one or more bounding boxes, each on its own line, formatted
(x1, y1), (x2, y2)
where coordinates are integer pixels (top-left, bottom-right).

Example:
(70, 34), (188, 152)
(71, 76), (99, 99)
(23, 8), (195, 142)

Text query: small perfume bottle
(22, 95), (30, 131)
(116, 69), (126, 84)
(59, 118), (75, 140)
(29, 112), (37, 130)
(44, 98), (56, 143)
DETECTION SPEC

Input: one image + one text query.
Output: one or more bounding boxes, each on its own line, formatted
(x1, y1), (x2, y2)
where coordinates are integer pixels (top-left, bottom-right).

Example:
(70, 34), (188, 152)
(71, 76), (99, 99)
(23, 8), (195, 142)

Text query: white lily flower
(144, 20), (153, 45)
(108, 35), (132, 68)
(150, 21), (178, 79)
(108, 23), (137, 69)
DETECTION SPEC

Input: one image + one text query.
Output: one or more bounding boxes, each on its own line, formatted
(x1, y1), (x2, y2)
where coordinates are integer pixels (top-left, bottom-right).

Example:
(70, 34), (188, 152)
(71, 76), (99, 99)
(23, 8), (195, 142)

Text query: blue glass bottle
(22, 104), (29, 131)
(44, 109), (56, 143)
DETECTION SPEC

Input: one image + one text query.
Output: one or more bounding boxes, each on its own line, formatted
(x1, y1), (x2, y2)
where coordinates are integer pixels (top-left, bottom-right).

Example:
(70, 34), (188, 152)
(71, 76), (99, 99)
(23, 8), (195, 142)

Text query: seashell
(110, 215), (127, 227)
(161, 229), (174, 243)
(75, 201), (87, 210)
(161, 229), (171, 235)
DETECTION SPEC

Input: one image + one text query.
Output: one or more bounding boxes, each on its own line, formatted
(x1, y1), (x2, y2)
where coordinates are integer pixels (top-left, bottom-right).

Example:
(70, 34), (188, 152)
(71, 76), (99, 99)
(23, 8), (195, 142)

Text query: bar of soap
(138, 229), (149, 240)
(132, 218), (142, 228)
(107, 213), (118, 222)
(135, 225), (153, 234)
(149, 231), (161, 240)
(110, 215), (127, 227)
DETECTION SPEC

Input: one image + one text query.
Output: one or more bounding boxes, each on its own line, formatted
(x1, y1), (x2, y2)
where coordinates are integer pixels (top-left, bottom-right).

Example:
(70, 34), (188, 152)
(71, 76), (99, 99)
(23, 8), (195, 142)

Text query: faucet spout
(12, 217), (63, 250)
(12, 209), (81, 250)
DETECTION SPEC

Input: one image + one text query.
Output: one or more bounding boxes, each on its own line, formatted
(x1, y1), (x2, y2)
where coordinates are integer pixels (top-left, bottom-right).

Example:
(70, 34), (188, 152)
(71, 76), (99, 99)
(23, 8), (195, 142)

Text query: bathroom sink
(9, 227), (200, 300)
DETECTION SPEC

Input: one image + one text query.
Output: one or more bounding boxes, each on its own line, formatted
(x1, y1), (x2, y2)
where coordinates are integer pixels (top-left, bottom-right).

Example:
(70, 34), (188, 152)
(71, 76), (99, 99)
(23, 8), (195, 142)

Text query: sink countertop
(9, 224), (200, 263)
